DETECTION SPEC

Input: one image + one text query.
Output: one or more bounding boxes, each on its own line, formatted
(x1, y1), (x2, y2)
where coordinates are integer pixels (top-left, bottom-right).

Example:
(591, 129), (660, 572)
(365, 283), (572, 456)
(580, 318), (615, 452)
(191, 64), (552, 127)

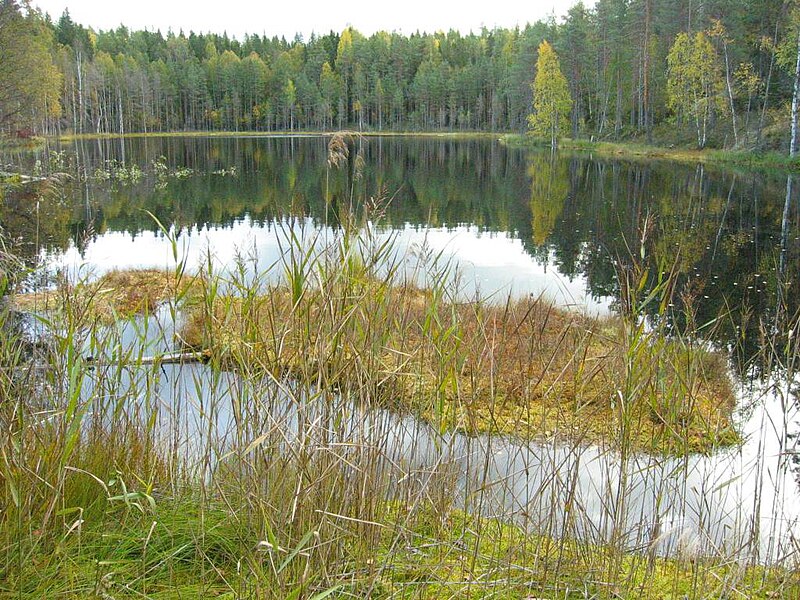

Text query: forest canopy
(0, 0), (61, 133)
(2, 0), (800, 151)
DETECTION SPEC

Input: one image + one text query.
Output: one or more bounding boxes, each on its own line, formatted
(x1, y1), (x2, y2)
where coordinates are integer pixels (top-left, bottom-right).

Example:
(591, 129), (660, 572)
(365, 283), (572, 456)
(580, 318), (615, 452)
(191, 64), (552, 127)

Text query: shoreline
(501, 134), (800, 172)
(0, 129), (800, 173)
(53, 130), (501, 142)
(7, 130), (797, 173)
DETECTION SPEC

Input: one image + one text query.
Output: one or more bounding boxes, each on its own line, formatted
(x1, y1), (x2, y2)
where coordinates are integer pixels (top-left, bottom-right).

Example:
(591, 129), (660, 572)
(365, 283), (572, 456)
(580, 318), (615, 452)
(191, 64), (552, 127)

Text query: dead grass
(13, 266), (736, 454)
(13, 269), (200, 323)
(179, 275), (738, 455)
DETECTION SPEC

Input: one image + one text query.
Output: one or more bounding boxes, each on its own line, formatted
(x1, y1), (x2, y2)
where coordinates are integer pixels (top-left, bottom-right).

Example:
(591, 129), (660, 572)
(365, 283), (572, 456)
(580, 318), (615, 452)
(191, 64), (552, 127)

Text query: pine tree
(528, 40), (573, 149)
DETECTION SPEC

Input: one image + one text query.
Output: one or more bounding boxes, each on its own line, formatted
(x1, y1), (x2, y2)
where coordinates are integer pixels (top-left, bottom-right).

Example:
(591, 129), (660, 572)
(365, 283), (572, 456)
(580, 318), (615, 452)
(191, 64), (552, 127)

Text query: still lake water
(7, 134), (798, 368)
(4, 135), (800, 560)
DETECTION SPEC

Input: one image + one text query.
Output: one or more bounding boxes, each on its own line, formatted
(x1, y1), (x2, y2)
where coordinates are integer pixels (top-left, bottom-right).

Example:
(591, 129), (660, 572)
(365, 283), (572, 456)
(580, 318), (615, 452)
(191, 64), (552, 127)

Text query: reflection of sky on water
(82, 307), (799, 563)
(45, 217), (614, 315)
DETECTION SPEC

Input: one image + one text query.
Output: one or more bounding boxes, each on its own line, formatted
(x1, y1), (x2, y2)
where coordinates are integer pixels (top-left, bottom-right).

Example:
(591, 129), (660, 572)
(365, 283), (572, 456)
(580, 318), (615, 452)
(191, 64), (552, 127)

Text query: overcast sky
(32, 0), (588, 40)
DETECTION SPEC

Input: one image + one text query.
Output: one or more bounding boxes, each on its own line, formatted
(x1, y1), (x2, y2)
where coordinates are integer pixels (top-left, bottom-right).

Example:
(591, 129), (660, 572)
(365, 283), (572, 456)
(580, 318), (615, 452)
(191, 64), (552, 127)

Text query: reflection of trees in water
(778, 175), (797, 327)
(6, 137), (798, 372)
(532, 154), (799, 375)
(0, 183), (74, 267)
(528, 152), (568, 246)
(26, 136), (535, 240)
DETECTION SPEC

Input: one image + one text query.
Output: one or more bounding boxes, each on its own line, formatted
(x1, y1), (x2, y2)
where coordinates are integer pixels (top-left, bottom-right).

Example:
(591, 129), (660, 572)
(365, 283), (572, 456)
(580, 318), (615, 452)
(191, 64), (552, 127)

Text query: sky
(31, 0), (586, 40)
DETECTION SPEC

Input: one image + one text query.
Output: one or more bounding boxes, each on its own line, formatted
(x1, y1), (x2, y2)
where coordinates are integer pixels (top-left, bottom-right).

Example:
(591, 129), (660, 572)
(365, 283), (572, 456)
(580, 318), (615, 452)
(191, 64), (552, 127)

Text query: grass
(503, 134), (800, 172)
(7, 493), (798, 599)
(176, 268), (737, 455)
(1, 139), (797, 597)
(19, 224), (739, 454)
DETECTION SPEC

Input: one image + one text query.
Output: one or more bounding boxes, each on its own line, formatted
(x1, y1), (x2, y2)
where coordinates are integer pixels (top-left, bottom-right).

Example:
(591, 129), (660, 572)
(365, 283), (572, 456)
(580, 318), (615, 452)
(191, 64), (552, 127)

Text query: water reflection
(3, 136), (796, 370)
(83, 307), (799, 563)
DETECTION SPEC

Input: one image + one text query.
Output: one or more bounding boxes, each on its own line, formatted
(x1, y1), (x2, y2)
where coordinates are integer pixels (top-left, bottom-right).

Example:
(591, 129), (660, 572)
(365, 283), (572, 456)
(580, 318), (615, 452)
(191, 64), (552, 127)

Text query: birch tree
(666, 31), (724, 148)
(528, 40), (573, 149)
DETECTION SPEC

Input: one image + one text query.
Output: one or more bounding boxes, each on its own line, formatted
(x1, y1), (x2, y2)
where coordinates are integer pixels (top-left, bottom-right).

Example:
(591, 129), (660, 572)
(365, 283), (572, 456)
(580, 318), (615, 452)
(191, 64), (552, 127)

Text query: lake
(5, 135), (798, 372)
(3, 134), (799, 561)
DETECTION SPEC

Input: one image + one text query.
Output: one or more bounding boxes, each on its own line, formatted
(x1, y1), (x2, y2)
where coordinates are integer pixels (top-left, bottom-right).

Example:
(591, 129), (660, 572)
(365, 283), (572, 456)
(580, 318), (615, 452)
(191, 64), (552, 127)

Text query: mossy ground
(5, 495), (795, 599)
(373, 504), (798, 599)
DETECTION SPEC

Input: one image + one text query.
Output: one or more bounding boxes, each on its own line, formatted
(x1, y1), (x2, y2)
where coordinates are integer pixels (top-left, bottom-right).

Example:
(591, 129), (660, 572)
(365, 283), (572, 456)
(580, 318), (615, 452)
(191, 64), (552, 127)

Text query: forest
(1, 0), (799, 150)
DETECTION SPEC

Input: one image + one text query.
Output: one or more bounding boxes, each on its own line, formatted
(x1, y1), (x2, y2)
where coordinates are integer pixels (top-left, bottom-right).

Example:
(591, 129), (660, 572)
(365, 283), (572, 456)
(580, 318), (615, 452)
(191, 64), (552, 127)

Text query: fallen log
(0, 171), (48, 183)
(86, 349), (212, 367)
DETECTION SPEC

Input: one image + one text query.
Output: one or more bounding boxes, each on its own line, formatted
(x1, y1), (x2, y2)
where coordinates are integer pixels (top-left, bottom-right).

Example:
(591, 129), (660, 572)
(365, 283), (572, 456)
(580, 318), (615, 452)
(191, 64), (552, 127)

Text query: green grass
(6, 493), (798, 599)
(503, 134), (800, 172)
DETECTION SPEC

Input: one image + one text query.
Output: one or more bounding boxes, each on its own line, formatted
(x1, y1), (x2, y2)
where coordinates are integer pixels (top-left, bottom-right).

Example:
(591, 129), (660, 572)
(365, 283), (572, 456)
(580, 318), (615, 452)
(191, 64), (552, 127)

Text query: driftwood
(1, 351), (212, 377)
(86, 350), (212, 367)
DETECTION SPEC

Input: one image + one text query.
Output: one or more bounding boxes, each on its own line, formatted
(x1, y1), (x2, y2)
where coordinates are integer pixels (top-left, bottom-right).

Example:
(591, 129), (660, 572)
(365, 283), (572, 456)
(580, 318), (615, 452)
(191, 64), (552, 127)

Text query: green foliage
(0, 1), (791, 148)
(528, 40), (573, 147)
(0, 1), (61, 132)
(666, 32), (725, 148)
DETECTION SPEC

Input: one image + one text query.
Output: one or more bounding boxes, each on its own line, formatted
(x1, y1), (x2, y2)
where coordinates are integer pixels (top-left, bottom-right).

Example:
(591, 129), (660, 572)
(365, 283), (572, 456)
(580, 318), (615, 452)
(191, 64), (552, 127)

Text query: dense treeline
(2, 0), (800, 149)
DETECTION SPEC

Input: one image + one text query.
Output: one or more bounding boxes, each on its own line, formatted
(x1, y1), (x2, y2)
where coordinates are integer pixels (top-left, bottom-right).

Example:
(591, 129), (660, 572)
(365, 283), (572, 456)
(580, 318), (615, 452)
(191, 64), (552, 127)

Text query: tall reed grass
(1, 172), (798, 599)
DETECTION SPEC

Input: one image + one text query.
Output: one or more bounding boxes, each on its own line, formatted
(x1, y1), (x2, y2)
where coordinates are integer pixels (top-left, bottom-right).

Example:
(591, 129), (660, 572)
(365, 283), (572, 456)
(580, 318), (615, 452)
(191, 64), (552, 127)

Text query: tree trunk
(76, 50), (84, 134)
(757, 21), (780, 149)
(721, 40), (738, 147)
(790, 27), (800, 157)
(615, 67), (622, 138)
(643, 0), (652, 143)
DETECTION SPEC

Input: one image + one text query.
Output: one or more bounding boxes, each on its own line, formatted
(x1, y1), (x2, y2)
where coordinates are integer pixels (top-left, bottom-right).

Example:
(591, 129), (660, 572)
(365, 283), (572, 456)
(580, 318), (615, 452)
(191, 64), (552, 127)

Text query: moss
(368, 502), (799, 599)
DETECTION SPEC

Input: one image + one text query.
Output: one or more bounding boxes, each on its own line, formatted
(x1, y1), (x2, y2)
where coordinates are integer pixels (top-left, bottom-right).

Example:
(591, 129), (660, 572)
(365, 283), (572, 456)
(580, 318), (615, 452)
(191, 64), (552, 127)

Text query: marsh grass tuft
(176, 212), (738, 454)
(13, 268), (201, 323)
